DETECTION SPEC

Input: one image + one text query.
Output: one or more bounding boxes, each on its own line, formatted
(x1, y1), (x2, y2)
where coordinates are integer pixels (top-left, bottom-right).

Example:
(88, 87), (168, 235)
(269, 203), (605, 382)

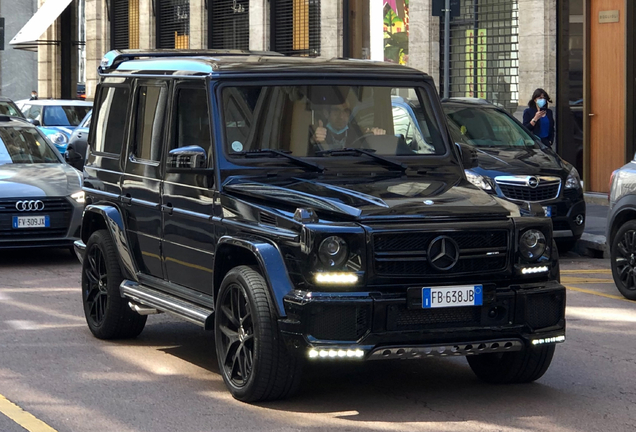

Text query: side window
(25, 105), (41, 120)
(133, 85), (167, 162)
(93, 86), (130, 154)
(172, 87), (212, 157)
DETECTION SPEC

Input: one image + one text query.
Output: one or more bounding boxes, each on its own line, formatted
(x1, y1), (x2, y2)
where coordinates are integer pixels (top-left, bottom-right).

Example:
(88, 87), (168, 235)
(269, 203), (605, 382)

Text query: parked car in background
(607, 159), (636, 300)
(65, 110), (92, 171)
(15, 99), (92, 154)
(439, 98), (586, 252)
(0, 115), (84, 250)
(0, 97), (25, 119)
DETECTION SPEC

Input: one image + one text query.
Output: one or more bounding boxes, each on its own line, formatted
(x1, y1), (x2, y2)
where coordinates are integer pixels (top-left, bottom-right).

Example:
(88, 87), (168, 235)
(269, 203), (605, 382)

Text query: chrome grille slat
(495, 176), (561, 202)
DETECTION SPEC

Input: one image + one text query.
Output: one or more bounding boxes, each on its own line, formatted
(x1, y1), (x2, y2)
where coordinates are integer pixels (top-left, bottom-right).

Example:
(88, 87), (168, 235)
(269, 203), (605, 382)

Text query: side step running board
(120, 280), (214, 330)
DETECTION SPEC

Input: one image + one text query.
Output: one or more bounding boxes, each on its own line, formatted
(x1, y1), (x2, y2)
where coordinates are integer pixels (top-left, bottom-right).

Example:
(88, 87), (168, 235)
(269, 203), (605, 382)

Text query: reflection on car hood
(223, 173), (515, 221)
(40, 126), (76, 138)
(472, 146), (566, 177)
(0, 163), (81, 198)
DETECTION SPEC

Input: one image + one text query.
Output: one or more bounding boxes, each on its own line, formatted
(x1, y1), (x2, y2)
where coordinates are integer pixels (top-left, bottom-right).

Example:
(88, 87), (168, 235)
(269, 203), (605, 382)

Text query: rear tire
(467, 344), (556, 384)
(215, 265), (302, 402)
(81, 230), (147, 339)
(610, 220), (636, 300)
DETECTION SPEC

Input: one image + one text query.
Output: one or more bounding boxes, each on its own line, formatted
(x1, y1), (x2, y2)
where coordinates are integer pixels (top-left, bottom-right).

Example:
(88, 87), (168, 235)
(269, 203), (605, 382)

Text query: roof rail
(99, 49), (284, 72)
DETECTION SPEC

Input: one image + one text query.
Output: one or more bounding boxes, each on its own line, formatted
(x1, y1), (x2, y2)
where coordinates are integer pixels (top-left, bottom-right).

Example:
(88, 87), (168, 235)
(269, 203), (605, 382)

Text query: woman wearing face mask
(523, 88), (554, 147)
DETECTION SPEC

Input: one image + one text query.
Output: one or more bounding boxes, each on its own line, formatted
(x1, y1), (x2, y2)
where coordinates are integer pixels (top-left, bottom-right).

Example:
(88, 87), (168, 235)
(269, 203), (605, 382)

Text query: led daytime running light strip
(521, 265), (549, 275)
(308, 349), (365, 359)
(314, 272), (358, 285)
(532, 335), (565, 345)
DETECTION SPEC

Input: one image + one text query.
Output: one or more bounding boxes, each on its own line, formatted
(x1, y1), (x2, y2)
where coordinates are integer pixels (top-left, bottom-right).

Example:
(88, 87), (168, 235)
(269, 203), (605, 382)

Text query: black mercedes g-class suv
(75, 50), (565, 402)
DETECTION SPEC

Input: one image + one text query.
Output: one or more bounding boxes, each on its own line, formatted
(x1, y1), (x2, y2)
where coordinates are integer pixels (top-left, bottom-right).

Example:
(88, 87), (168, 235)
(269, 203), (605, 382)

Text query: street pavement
(0, 247), (634, 432)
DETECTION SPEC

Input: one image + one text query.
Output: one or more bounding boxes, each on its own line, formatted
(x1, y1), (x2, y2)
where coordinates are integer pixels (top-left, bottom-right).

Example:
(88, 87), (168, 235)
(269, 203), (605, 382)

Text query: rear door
(161, 81), (216, 294)
(121, 80), (169, 279)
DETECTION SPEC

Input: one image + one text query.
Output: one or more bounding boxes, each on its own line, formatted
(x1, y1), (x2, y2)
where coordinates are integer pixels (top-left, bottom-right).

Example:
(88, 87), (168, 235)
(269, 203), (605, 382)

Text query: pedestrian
(29, 90), (38, 100)
(523, 88), (554, 147)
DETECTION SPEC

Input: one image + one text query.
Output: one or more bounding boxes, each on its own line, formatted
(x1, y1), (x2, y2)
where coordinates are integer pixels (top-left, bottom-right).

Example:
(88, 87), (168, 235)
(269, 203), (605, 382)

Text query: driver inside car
(310, 101), (386, 151)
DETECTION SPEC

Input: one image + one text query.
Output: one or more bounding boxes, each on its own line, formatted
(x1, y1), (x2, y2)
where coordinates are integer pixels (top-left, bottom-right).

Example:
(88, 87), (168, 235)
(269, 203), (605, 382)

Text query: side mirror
(166, 145), (210, 173)
(456, 142), (478, 169)
(28, 119), (41, 126)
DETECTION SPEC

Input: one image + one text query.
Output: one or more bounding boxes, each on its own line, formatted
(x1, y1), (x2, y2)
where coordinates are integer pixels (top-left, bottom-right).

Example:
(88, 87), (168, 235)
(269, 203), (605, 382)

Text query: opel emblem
(427, 235), (460, 271)
(15, 200), (45, 212)
(527, 176), (539, 188)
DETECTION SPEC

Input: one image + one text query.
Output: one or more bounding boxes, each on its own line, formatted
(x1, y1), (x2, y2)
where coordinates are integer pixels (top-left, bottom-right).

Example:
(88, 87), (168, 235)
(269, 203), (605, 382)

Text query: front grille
(526, 293), (563, 329)
(307, 304), (370, 341)
(389, 305), (481, 331)
(0, 197), (73, 239)
(373, 230), (508, 277)
(496, 179), (561, 202)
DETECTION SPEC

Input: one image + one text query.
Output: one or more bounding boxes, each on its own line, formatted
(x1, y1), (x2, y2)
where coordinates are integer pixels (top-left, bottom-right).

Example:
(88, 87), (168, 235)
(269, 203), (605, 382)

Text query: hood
(223, 173), (515, 222)
(471, 146), (567, 178)
(0, 163), (81, 198)
(40, 126), (76, 138)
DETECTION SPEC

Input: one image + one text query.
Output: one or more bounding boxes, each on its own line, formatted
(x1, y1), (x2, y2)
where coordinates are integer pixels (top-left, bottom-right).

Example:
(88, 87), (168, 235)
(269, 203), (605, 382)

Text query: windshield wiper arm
(316, 148), (408, 172)
(234, 149), (324, 173)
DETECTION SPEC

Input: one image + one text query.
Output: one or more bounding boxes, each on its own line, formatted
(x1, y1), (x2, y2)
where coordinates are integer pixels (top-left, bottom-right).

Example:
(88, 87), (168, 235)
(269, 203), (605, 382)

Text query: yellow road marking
(0, 394), (57, 432)
(561, 277), (614, 284)
(561, 269), (612, 274)
(565, 285), (633, 302)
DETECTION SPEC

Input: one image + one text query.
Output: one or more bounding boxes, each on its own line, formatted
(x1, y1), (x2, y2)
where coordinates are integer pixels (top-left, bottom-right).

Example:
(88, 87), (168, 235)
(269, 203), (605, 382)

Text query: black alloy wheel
(611, 220), (636, 300)
(217, 280), (254, 388)
(84, 242), (109, 327)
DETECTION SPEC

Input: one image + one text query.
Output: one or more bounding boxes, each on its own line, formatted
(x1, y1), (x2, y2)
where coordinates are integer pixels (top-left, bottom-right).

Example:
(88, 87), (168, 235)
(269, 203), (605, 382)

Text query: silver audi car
(0, 115), (83, 250)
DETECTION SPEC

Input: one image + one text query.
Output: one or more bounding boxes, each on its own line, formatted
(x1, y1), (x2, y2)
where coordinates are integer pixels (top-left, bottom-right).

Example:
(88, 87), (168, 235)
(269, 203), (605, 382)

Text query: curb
(584, 192), (609, 207)
(575, 232), (608, 258)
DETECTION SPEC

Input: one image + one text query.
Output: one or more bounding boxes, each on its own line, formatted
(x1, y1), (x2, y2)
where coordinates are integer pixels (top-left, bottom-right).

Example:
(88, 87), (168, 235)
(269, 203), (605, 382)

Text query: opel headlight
(47, 132), (68, 144)
(565, 167), (581, 189)
(318, 236), (349, 268)
(71, 191), (85, 204)
(519, 229), (546, 261)
(465, 169), (492, 191)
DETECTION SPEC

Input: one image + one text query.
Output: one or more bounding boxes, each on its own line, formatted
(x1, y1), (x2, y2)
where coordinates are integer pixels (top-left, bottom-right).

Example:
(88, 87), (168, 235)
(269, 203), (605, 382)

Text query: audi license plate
(422, 285), (483, 309)
(12, 215), (50, 229)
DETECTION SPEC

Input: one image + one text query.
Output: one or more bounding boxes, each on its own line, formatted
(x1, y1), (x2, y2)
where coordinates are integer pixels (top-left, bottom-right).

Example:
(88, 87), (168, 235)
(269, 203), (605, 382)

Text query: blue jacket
(523, 107), (554, 145)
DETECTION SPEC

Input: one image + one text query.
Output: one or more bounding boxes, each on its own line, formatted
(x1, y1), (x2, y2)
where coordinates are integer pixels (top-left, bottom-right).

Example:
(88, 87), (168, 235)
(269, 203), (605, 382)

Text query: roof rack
(99, 49), (285, 72)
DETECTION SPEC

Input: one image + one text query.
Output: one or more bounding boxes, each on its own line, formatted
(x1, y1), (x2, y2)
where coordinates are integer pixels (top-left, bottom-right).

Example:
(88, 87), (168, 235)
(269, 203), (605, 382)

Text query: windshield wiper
(233, 149), (324, 173)
(316, 148), (408, 172)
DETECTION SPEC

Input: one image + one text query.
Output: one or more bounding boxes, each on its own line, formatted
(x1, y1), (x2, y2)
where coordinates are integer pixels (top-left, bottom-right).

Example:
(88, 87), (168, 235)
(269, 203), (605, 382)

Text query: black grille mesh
(526, 293), (563, 329)
(498, 183), (560, 202)
(392, 305), (481, 331)
(307, 304), (369, 341)
(0, 198), (73, 239)
(272, 0), (321, 56)
(374, 231), (507, 252)
(209, 0), (249, 50)
(157, 0), (190, 49)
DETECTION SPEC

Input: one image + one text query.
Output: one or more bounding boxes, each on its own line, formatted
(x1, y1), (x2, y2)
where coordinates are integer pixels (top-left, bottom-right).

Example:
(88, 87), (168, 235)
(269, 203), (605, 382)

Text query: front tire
(215, 266), (302, 402)
(610, 220), (636, 300)
(81, 230), (147, 339)
(467, 344), (556, 384)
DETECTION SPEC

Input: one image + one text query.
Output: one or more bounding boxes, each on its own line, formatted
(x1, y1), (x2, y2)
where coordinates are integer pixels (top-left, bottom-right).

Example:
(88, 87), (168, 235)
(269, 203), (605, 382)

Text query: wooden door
(589, 0), (626, 192)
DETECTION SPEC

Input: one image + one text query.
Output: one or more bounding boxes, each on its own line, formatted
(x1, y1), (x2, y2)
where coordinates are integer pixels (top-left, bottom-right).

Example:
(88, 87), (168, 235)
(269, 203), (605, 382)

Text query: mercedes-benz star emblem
(527, 176), (539, 188)
(15, 200), (45, 212)
(427, 235), (460, 271)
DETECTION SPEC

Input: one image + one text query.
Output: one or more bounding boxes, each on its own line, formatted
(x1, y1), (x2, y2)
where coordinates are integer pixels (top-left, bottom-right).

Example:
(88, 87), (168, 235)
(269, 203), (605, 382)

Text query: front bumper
(280, 280), (566, 360)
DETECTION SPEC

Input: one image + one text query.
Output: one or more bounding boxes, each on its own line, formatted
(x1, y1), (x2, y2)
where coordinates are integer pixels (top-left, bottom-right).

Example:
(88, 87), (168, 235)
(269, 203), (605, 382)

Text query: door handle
(161, 204), (173, 215)
(121, 194), (132, 204)
(588, 113), (595, 117)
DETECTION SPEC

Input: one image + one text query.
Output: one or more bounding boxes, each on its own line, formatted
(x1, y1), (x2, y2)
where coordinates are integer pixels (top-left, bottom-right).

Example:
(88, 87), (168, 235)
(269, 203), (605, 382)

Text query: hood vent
(259, 212), (278, 226)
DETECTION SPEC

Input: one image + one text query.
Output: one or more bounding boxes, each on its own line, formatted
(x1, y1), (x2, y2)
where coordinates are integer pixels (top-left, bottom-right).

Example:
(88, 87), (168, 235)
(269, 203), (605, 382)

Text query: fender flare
(607, 195), (636, 244)
(82, 204), (138, 280)
(216, 236), (295, 317)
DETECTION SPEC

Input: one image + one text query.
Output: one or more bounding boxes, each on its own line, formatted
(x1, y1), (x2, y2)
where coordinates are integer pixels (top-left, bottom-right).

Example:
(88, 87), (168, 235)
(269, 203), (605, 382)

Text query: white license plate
(543, 206), (552, 217)
(12, 215), (50, 228)
(422, 285), (483, 308)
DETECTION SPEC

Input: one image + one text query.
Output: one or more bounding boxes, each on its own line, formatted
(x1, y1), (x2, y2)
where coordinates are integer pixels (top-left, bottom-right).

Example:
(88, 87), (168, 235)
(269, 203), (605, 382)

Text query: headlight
(465, 170), (492, 191)
(71, 191), (85, 204)
(565, 167), (581, 189)
(318, 236), (348, 267)
(519, 229), (546, 261)
(47, 132), (68, 144)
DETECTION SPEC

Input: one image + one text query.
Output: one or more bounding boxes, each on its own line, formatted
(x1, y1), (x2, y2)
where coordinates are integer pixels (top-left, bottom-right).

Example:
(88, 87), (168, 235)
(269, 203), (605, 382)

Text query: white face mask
(536, 98), (546, 109)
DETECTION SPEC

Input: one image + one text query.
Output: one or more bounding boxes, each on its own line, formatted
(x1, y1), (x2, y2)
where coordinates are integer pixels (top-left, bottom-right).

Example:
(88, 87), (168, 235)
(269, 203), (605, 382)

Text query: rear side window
(93, 86), (130, 154)
(133, 85), (167, 162)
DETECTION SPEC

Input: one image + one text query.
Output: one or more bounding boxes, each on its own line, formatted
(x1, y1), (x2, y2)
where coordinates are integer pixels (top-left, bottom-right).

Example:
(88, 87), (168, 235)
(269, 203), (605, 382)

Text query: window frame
(128, 79), (170, 166)
(88, 83), (133, 158)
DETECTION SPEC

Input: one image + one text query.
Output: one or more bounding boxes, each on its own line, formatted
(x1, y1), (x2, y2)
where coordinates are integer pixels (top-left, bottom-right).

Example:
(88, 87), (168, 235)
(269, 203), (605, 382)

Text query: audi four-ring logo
(15, 200), (45, 211)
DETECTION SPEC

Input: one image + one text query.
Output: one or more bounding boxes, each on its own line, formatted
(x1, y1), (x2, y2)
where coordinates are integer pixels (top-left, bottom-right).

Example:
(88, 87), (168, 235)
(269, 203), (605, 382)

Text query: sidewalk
(575, 193), (609, 258)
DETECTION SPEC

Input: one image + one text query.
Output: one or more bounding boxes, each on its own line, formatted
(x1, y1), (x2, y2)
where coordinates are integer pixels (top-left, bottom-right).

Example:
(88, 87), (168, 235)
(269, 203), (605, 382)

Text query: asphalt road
(0, 249), (634, 432)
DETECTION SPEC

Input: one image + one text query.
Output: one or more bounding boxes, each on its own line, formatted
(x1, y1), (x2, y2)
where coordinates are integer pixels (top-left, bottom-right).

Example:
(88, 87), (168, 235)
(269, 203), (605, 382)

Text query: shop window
(157, 0), (190, 49)
(271, 0), (321, 56)
(111, 0), (140, 50)
(209, 0), (249, 50)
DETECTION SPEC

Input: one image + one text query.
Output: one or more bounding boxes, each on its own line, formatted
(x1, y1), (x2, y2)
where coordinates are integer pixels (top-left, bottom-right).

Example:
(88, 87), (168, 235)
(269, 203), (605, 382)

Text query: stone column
(518, 0), (557, 107)
(139, 0), (154, 48)
(85, 0), (108, 99)
(249, 0), (269, 51)
(189, 0), (206, 49)
(409, 0), (439, 86)
(321, 0), (343, 58)
(38, 0), (60, 99)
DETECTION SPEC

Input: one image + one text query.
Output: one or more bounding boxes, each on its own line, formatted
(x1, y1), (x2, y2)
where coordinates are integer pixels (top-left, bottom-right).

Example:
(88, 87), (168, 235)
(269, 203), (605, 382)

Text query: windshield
(0, 102), (23, 118)
(0, 127), (60, 164)
(222, 85), (445, 158)
(444, 106), (536, 148)
(42, 105), (92, 126)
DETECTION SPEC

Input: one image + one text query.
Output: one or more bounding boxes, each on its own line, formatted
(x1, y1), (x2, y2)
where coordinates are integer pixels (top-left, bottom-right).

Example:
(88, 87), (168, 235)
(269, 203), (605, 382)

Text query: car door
(121, 79), (169, 279)
(161, 82), (217, 294)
